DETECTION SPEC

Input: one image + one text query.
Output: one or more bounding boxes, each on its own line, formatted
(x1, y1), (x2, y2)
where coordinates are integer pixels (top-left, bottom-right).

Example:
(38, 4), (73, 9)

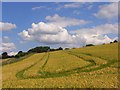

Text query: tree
(15, 51), (27, 58)
(113, 40), (118, 43)
(50, 48), (56, 51)
(57, 47), (63, 50)
(110, 42), (112, 44)
(2, 52), (8, 59)
(86, 44), (94, 47)
(28, 46), (50, 53)
(65, 48), (69, 50)
(18, 51), (23, 54)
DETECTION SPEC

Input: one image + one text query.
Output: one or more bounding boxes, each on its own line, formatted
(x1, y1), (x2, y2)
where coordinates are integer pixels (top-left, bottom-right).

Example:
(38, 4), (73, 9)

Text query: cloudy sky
(1, 2), (118, 55)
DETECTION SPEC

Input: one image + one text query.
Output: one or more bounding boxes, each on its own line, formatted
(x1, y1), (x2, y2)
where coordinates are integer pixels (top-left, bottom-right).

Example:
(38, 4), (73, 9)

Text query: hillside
(2, 43), (119, 88)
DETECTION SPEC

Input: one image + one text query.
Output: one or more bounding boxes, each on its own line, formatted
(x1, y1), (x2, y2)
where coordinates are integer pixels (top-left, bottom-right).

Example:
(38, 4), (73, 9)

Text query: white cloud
(94, 3), (118, 19)
(0, 36), (16, 52)
(32, 6), (46, 10)
(19, 30), (32, 41)
(85, 35), (112, 45)
(72, 23), (118, 45)
(55, 2), (82, 10)
(19, 12), (118, 48)
(19, 21), (117, 47)
(45, 14), (89, 27)
(1, 42), (16, 51)
(64, 3), (81, 8)
(72, 23), (118, 35)
(0, 22), (16, 31)
(8, 52), (17, 56)
(19, 21), (85, 47)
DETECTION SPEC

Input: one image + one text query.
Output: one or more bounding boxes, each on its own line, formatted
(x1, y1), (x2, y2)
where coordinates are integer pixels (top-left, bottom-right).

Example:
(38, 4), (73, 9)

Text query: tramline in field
(2, 43), (119, 88)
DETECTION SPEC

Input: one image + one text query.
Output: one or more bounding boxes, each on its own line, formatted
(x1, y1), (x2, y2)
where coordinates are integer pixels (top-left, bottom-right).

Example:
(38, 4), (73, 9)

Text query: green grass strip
(16, 51), (118, 79)
(16, 53), (47, 79)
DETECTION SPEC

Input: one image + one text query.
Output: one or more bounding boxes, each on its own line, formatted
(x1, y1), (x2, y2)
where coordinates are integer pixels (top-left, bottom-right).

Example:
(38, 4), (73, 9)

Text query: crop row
(15, 50), (118, 80)
(16, 52), (48, 79)
(66, 51), (118, 73)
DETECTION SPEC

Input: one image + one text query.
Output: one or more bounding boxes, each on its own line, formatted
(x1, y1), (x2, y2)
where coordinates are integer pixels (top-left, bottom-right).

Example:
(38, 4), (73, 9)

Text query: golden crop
(2, 43), (119, 88)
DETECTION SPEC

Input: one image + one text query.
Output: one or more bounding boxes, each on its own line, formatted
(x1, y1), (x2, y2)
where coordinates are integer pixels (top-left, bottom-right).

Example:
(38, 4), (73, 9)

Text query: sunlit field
(2, 43), (119, 88)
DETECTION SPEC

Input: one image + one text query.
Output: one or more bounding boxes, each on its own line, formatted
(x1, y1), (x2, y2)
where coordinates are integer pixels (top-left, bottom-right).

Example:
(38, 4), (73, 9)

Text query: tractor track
(16, 51), (118, 79)
(16, 52), (48, 79)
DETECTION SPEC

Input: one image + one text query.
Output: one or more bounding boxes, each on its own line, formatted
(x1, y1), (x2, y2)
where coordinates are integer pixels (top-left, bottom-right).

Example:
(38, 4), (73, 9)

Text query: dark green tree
(15, 51), (27, 58)
(86, 44), (94, 47)
(28, 46), (50, 53)
(57, 47), (63, 50)
(2, 52), (8, 59)
(113, 40), (118, 43)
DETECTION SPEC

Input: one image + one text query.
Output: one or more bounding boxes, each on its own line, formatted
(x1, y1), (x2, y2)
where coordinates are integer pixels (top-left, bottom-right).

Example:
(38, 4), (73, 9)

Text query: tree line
(85, 40), (118, 47)
(1, 46), (63, 59)
(1, 40), (118, 59)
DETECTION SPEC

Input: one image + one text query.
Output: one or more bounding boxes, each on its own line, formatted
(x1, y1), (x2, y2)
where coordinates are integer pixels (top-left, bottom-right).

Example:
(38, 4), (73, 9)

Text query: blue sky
(1, 2), (118, 55)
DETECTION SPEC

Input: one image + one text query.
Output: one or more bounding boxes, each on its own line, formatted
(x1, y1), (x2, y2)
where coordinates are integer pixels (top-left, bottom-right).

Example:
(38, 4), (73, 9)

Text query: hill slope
(2, 43), (119, 88)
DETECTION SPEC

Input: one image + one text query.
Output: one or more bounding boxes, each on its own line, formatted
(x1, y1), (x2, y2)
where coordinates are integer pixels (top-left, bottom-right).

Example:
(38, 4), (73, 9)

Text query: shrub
(15, 51), (27, 58)
(113, 40), (118, 43)
(28, 46), (50, 53)
(1, 52), (8, 59)
(86, 44), (94, 47)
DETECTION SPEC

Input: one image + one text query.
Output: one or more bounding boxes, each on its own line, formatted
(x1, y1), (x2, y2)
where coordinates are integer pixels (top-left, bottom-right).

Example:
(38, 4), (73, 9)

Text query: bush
(57, 47), (63, 50)
(50, 49), (56, 51)
(86, 44), (94, 47)
(15, 51), (27, 58)
(28, 46), (50, 53)
(110, 42), (112, 44)
(65, 48), (69, 50)
(113, 40), (118, 43)
(1, 52), (8, 59)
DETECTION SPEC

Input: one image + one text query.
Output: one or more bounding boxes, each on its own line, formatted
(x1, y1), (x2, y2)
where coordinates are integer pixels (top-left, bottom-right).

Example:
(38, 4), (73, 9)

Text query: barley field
(2, 43), (119, 88)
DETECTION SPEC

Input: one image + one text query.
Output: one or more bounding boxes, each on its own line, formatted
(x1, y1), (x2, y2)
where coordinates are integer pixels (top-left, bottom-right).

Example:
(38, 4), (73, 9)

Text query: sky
(0, 2), (118, 55)
(2, 0), (119, 2)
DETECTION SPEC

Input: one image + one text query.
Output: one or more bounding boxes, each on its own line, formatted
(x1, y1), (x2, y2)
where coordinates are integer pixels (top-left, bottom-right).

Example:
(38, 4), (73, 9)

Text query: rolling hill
(2, 43), (119, 88)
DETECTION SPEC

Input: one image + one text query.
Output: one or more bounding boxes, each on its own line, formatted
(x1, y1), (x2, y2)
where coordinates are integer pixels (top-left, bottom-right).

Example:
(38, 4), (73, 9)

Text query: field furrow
(2, 53), (46, 81)
(2, 43), (118, 88)
(16, 52), (47, 79)
(66, 51), (118, 73)
(32, 51), (92, 78)
(16, 51), (91, 79)
(23, 53), (50, 78)
(44, 51), (90, 73)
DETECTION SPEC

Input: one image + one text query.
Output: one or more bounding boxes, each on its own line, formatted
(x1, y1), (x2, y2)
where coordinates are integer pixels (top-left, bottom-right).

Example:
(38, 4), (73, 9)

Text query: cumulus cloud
(19, 20), (117, 47)
(0, 22), (16, 31)
(73, 23), (118, 35)
(94, 3), (118, 19)
(45, 14), (89, 27)
(19, 13), (118, 48)
(85, 35), (112, 45)
(19, 21), (85, 47)
(71, 23), (118, 44)
(0, 36), (16, 52)
(1, 42), (16, 51)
